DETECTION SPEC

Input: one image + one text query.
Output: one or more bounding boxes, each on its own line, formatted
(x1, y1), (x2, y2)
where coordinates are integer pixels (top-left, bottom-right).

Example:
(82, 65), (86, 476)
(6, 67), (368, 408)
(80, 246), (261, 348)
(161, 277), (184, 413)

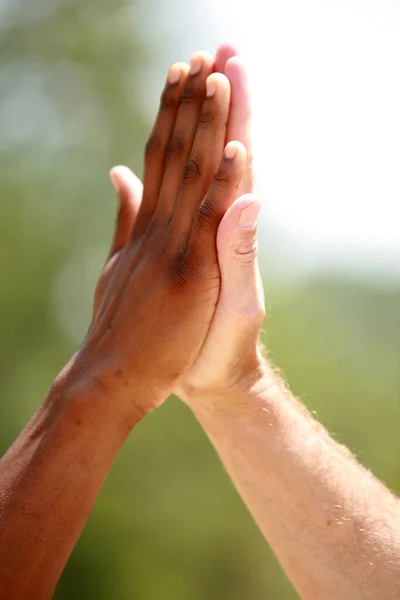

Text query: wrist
(182, 351), (278, 415)
(48, 353), (146, 437)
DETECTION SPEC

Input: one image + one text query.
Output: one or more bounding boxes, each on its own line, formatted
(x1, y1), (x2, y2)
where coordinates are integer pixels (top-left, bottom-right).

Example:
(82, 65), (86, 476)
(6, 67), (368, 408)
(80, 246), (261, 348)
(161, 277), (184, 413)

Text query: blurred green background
(1, 1), (399, 598)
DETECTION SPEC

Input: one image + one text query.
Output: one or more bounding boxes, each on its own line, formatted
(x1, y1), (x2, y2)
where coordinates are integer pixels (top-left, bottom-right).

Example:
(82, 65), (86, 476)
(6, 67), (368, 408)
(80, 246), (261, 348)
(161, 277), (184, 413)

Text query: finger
(215, 193), (265, 353)
(189, 141), (246, 258)
(216, 47), (253, 195)
(215, 42), (238, 73)
(169, 73), (231, 246)
(217, 193), (261, 285)
(132, 62), (189, 238)
(154, 51), (214, 220)
(109, 166), (143, 257)
(215, 46), (254, 196)
(224, 56), (253, 195)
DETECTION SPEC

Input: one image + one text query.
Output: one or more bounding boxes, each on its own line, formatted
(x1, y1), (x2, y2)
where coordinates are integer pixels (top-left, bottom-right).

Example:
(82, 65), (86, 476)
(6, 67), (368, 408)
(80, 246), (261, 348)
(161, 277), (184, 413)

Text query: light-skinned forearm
(190, 363), (400, 599)
(0, 365), (137, 600)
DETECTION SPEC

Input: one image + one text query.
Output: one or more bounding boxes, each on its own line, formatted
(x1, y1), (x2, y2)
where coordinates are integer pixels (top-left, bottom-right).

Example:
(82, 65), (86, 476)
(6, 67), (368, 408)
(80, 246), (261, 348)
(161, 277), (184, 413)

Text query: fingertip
(234, 193), (260, 209)
(237, 198), (261, 228)
(225, 56), (249, 88)
(110, 165), (133, 194)
(109, 166), (143, 215)
(217, 194), (261, 257)
(110, 164), (132, 177)
(167, 62), (189, 85)
(219, 194), (260, 232)
(190, 50), (214, 61)
(189, 50), (214, 75)
(205, 71), (231, 97)
(109, 166), (122, 192)
(225, 55), (246, 69)
(224, 140), (246, 161)
(218, 193), (260, 228)
(218, 42), (239, 55)
(215, 42), (239, 72)
(111, 165), (142, 190)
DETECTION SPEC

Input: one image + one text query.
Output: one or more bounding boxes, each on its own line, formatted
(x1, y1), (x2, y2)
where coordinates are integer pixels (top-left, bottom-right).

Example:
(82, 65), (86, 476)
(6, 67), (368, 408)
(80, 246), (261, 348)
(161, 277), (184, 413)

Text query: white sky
(142, 0), (400, 278)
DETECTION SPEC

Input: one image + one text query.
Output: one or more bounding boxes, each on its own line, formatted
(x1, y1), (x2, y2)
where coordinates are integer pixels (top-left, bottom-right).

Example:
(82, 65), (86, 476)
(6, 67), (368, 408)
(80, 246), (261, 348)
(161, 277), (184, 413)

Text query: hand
(110, 44), (264, 406)
(179, 46), (265, 398)
(64, 56), (246, 422)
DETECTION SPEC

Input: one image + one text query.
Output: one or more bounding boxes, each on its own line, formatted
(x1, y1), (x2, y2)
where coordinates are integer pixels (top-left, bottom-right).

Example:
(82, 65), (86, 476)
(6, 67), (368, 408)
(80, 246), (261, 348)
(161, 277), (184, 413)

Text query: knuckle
(145, 132), (163, 159)
(183, 158), (201, 183)
(237, 227), (258, 250)
(167, 250), (197, 288)
(235, 239), (259, 267)
(199, 107), (215, 128)
(245, 298), (266, 326)
(198, 199), (219, 226)
(160, 87), (180, 109)
(213, 165), (231, 185)
(166, 134), (185, 161)
(180, 83), (197, 103)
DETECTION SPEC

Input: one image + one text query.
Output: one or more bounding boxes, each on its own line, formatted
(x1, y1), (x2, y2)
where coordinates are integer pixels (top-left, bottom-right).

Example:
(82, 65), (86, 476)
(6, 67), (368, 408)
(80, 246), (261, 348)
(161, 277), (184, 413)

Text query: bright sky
(150, 0), (400, 277)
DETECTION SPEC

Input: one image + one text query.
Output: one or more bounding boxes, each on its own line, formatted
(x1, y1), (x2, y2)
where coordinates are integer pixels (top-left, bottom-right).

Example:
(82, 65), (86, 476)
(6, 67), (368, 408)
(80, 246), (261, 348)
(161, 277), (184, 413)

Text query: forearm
(0, 366), (136, 600)
(190, 363), (400, 599)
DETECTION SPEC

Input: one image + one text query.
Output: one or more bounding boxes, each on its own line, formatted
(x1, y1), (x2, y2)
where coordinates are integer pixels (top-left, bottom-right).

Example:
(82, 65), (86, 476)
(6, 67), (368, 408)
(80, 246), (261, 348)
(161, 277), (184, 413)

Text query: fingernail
(189, 56), (202, 75)
(238, 202), (260, 228)
(224, 143), (237, 160)
(167, 64), (182, 85)
(206, 78), (216, 97)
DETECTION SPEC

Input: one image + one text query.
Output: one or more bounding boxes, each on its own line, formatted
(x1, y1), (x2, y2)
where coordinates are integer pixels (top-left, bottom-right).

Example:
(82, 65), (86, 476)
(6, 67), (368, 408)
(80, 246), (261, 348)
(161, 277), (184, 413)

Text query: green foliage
(1, 1), (399, 598)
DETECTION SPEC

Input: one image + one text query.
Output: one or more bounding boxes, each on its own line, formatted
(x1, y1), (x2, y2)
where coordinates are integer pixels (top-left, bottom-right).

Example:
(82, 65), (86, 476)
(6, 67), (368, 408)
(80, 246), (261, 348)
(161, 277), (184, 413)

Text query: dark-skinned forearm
(0, 367), (137, 600)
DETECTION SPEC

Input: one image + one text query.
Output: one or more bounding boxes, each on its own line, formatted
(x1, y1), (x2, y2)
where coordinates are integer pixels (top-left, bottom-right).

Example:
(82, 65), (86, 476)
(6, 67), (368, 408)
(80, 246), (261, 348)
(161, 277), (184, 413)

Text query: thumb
(217, 193), (264, 319)
(108, 165), (143, 257)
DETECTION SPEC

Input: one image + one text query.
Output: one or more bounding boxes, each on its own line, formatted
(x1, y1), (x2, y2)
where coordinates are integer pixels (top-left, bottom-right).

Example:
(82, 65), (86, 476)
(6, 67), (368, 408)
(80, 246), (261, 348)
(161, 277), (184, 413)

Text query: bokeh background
(1, 0), (399, 598)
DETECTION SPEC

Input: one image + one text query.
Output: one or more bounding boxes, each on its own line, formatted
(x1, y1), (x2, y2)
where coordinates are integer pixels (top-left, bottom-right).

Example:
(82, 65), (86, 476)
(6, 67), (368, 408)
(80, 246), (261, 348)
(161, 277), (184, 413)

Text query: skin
(1, 43), (400, 599)
(0, 48), (246, 599)
(110, 44), (262, 396)
(112, 46), (400, 598)
(189, 376), (400, 599)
